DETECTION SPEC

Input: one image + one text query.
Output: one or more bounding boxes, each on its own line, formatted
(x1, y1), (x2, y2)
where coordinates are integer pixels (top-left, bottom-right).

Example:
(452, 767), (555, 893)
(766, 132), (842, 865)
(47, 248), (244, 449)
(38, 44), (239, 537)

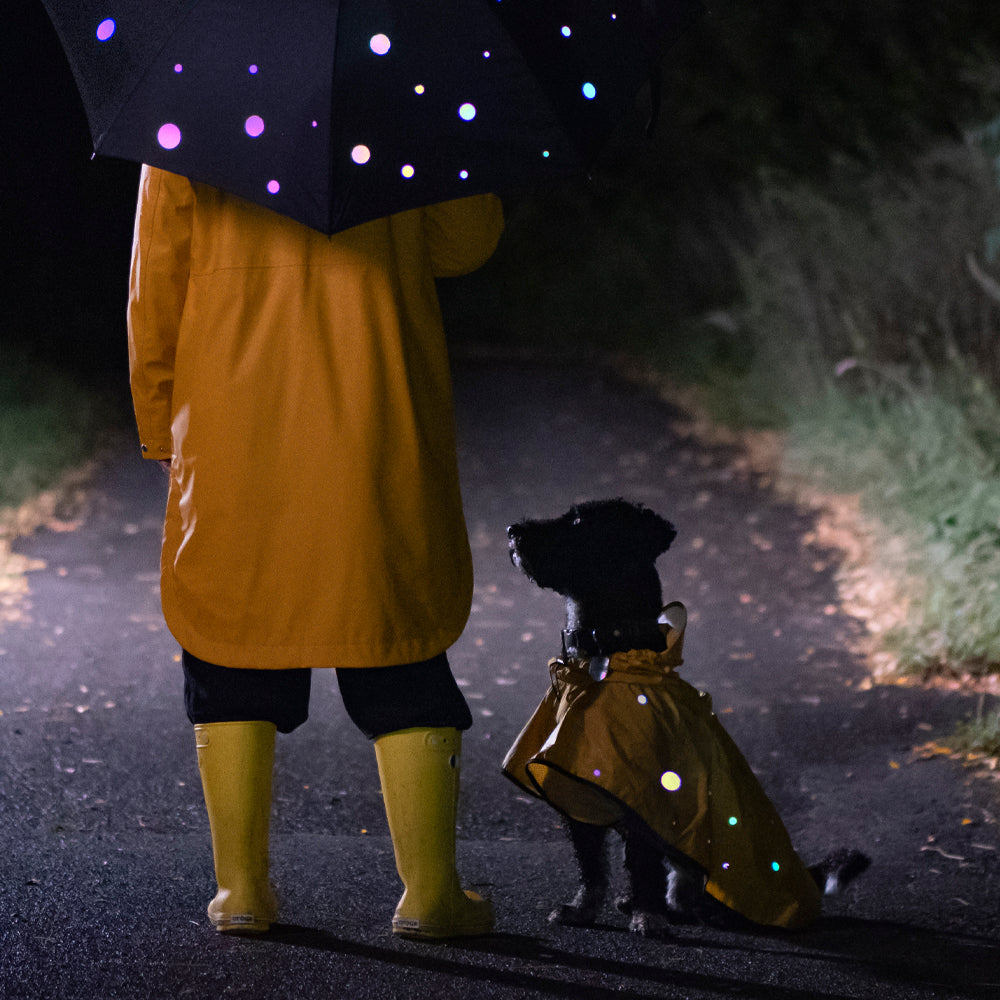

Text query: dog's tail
(808, 848), (872, 895)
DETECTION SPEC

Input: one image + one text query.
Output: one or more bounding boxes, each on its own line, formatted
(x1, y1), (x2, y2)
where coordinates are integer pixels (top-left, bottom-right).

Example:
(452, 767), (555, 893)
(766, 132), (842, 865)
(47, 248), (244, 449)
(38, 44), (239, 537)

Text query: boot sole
(211, 915), (273, 934)
(392, 918), (495, 940)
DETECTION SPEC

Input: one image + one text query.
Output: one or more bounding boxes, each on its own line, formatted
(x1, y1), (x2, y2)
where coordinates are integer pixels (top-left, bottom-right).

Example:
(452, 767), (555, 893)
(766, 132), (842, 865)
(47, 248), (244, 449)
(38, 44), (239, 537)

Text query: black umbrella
(41, 0), (701, 235)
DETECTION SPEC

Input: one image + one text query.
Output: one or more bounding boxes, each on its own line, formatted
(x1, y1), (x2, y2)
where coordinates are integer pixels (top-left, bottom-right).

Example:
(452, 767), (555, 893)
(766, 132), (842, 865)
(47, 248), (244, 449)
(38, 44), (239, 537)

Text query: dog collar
(561, 621), (666, 659)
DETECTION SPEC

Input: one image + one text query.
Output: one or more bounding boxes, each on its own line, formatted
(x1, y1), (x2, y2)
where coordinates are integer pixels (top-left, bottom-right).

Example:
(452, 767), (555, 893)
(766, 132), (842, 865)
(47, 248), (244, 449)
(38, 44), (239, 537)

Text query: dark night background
(5, 5), (140, 378)
(5, 3), (1000, 380)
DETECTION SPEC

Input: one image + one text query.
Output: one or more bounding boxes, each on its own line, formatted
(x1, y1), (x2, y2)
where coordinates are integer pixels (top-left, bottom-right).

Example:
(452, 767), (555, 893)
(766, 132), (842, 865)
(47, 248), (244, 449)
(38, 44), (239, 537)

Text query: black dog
(504, 498), (868, 936)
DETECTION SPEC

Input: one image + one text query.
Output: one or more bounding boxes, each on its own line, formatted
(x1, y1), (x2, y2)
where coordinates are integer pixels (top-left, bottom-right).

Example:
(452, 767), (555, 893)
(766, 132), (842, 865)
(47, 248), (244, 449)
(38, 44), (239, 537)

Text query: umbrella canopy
(41, 0), (701, 235)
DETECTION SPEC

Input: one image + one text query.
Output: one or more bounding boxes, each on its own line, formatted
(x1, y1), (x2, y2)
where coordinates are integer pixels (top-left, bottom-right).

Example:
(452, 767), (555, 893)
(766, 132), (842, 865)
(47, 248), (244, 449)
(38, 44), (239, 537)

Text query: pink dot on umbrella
(174, 64), (183, 73)
(267, 180), (280, 194)
(96, 19), (116, 42)
(245, 115), (265, 137)
(249, 64), (259, 74)
(351, 145), (371, 165)
(312, 121), (318, 127)
(157, 123), (181, 150)
(369, 34), (391, 55)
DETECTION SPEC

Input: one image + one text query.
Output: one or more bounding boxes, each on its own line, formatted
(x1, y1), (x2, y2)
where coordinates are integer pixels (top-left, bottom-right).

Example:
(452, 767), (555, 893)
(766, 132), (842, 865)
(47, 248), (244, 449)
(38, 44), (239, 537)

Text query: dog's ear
(644, 509), (677, 557)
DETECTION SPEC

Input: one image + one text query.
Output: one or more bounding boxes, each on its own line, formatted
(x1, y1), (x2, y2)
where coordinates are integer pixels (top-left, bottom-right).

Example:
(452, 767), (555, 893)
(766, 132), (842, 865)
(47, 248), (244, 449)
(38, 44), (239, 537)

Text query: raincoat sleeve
(421, 194), (504, 278)
(127, 165), (195, 460)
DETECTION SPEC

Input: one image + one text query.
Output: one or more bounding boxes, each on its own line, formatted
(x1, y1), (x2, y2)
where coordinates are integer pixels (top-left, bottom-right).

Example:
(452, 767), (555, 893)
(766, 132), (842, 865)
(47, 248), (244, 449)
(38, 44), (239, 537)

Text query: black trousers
(182, 650), (473, 739)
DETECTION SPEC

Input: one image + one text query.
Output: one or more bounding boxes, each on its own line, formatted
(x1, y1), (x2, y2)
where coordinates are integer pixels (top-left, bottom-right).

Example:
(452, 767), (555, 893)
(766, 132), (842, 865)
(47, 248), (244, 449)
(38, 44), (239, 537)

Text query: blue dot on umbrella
(561, 26), (571, 37)
(157, 123), (181, 149)
(96, 19), (116, 42)
(459, 169), (469, 179)
(245, 115), (265, 137)
(458, 103), (477, 121)
(582, 82), (597, 100)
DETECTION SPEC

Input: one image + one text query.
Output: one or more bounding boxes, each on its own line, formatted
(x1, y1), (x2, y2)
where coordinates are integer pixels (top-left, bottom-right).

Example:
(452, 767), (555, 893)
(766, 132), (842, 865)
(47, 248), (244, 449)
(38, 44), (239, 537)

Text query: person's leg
(183, 652), (311, 932)
(333, 653), (470, 739)
(336, 655), (492, 939)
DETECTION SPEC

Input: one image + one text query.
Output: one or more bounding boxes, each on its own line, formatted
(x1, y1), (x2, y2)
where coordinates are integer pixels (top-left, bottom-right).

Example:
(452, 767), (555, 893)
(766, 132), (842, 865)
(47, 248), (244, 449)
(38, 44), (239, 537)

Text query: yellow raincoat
(128, 166), (503, 670)
(502, 608), (822, 929)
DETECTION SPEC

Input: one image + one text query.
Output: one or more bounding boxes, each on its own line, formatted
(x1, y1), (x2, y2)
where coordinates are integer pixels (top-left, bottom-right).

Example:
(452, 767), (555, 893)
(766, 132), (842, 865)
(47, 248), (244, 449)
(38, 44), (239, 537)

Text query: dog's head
(507, 499), (676, 602)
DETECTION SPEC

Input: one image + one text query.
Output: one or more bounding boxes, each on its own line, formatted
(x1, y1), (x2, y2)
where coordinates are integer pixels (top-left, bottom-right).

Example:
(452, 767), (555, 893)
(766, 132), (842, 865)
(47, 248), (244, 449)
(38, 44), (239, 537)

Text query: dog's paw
(629, 909), (672, 939)
(810, 848), (872, 895)
(549, 902), (599, 927)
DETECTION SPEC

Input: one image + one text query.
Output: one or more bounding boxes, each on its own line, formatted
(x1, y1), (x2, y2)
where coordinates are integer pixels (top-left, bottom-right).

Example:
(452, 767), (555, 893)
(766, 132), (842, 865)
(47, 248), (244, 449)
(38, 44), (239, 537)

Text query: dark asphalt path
(1, 355), (998, 999)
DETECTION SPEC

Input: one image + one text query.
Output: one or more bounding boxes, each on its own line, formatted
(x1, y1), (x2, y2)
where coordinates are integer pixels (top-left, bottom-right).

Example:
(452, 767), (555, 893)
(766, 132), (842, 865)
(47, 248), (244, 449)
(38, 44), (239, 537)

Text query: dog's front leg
(551, 819), (609, 926)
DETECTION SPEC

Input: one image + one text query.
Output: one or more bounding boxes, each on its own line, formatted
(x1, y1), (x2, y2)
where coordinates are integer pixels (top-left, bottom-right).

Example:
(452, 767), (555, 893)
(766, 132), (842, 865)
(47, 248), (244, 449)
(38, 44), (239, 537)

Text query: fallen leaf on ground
(910, 740), (956, 760)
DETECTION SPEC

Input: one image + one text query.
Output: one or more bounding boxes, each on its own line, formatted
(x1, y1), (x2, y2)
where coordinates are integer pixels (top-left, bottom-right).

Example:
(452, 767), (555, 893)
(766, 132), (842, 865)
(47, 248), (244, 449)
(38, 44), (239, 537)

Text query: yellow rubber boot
(374, 727), (494, 939)
(194, 721), (279, 933)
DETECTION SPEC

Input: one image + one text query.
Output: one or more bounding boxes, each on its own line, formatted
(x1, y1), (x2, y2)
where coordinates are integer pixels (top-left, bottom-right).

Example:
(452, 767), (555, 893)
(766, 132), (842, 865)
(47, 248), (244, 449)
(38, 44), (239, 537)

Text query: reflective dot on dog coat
(660, 771), (681, 792)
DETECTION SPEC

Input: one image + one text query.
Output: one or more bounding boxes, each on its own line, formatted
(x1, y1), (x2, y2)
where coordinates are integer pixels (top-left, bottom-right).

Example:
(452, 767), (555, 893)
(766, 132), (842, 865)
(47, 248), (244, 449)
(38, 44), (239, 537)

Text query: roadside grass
(0, 351), (112, 508)
(701, 129), (1000, 756)
(954, 696), (1000, 757)
(0, 350), (118, 577)
(716, 132), (1000, 692)
(783, 366), (1000, 681)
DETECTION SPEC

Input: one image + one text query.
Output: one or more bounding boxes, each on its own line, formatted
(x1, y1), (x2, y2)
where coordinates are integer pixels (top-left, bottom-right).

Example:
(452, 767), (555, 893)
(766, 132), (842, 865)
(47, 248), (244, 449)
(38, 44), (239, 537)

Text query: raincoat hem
(162, 608), (470, 670)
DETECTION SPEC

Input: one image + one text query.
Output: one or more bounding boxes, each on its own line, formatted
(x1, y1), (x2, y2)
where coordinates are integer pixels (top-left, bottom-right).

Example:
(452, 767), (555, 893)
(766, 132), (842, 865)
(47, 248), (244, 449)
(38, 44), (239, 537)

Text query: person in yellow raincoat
(128, 165), (503, 939)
